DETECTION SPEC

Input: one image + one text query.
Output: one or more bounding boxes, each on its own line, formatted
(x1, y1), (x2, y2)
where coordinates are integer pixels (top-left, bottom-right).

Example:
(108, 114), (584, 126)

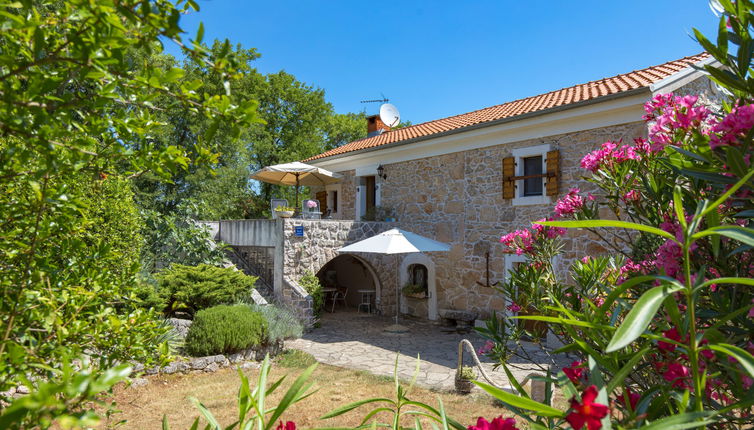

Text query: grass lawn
(103, 350), (510, 429)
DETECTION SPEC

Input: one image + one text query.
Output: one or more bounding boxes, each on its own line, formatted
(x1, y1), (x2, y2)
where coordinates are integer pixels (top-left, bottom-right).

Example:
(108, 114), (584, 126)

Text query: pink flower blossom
(306, 200), (318, 208)
(709, 104), (754, 149)
(749, 299), (754, 318)
(658, 327), (684, 353)
(645, 94), (711, 149)
(566, 385), (609, 430)
(554, 188), (585, 217)
(563, 361), (586, 385)
(744, 376), (754, 390)
(622, 190), (641, 203)
(507, 302), (521, 313)
(467, 416), (519, 430)
(663, 362), (691, 389)
(581, 256), (591, 263)
(478, 340), (495, 355)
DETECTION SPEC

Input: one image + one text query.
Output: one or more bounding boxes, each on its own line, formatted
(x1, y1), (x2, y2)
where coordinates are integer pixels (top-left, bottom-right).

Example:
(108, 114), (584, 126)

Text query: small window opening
(523, 155), (543, 196)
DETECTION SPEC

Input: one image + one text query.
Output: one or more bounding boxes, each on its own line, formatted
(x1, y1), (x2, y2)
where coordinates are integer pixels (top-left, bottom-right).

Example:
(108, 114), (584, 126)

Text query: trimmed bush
(185, 305), (267, 356)
(155, 263), (257, 316)
(299, 271), (324, 317)
(248, 304), (303, 342)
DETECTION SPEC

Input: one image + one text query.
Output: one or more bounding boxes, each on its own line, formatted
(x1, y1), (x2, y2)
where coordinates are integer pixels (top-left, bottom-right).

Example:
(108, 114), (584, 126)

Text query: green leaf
(698, 169), (754, 219)
(673, 186), (687, 229)
(606, 346), (651, 393)
(472, 381), (564, 417)
(320, 398), (395, 419)
(191, 397), (222, 430)
(709, 344), (754, 378)
(692, 225), (754, 247)
(265, 363), (317, 430)
(538, 220), (677, 242)
(196, 22), (205, 44)
(162, 415), (171, 430)
(639, 411), (717, 429)
(600, 275), (683, 314)
(606, 284), (684, 352)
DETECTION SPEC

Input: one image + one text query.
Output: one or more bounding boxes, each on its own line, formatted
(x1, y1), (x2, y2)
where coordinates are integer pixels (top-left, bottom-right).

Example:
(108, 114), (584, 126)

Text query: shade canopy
(250, 161), (342, 187)
(337, 228), (450, 255)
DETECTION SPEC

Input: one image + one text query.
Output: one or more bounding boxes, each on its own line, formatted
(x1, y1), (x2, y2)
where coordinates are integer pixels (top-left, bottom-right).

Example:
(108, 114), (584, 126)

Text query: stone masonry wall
(376, 121), (645, 319)
(281, 219), (403, 316)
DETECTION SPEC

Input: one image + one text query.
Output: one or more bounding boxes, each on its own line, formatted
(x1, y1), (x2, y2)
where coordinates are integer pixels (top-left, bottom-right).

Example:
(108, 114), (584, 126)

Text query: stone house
(209, 52), (721, 327)
(297, 52), (722, 322)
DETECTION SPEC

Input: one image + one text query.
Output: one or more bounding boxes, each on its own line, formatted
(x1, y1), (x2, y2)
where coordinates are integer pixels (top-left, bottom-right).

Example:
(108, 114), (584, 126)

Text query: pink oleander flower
(579, 140), (644, 173)
(478, 340), (495, 355)
(554, 188), (585, 217)
(507, 302), (521, 313)
(658, 327), (684, 353)
(663, 362), (690, 389)
(566, 385), (609, 430)
(467, 416), (519, 430)
(622, 190), (641, 203)
(563, 361), (586, 385)
(617, 388), (641, 411)
(744, 376), (754, 390)
(276, 421), (296, 430)
(500, 228), (534, 255)
(581, 256), (591, 263)
(709, 104), (754, 149)
(645, 94), (711, 150)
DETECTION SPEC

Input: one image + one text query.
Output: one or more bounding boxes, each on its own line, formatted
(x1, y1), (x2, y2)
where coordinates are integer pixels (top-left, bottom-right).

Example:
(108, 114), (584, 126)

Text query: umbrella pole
(294, 174), (300, 214)
(395, 254), (399, 325)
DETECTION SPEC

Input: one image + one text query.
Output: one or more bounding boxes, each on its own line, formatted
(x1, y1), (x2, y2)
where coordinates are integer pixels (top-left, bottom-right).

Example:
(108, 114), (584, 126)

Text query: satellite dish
(379, 103), (401, 128)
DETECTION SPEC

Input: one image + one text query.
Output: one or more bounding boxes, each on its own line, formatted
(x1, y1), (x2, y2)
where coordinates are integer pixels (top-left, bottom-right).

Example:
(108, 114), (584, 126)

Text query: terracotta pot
(455, 378), (474, 394)
(518, 308), (548, 339)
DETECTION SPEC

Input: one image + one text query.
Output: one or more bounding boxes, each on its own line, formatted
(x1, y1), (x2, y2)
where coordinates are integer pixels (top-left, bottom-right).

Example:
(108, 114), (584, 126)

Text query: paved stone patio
(287, 311), (562, 392)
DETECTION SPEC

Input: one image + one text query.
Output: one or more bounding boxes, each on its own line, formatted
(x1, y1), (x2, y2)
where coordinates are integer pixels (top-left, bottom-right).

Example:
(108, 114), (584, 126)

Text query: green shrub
(185, 305), (267, 356)
(299, 272), (324, 317)
(156, 264), (257, 316)
(248, 304), (303, 342)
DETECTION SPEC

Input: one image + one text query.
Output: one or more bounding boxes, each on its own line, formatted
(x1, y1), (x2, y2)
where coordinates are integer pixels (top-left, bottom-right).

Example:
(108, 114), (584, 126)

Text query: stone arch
(315, 254), (382, 311)
(399, 253), (438, 320)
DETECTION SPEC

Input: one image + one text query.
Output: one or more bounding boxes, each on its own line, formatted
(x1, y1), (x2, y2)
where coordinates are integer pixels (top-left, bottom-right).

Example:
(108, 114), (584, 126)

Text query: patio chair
(331, 286), (348, 313)
(270, 199), (288, 219)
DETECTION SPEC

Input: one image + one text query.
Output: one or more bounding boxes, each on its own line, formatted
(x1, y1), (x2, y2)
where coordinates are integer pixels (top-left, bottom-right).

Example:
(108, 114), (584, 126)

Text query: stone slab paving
(287, 311), (564, 392)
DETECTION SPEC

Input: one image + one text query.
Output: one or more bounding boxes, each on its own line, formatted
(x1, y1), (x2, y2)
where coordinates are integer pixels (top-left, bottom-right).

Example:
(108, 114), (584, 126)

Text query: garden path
(286, 311), (561, 392)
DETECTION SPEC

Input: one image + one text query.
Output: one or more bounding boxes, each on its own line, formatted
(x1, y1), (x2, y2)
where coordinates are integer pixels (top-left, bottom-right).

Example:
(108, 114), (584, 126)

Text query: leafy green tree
(0, 0), (260, 426)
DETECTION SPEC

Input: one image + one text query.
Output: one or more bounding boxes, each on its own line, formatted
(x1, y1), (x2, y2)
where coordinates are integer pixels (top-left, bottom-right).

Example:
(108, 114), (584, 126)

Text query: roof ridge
(306, 52), (710, 162)
(371, 52), (708, 140)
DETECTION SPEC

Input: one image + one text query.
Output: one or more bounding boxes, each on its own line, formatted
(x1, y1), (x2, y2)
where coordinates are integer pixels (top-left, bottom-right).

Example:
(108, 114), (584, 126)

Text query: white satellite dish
(379, 103), (401, 128)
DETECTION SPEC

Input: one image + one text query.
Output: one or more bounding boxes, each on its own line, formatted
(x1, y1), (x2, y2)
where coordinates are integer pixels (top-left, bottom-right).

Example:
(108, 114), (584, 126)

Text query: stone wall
(376, 121), (645, 320)
(281, 219), (403, 316)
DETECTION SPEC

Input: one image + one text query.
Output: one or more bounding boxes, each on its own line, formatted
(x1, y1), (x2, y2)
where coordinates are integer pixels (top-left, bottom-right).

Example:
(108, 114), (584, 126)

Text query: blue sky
(165, 1), (720, 125)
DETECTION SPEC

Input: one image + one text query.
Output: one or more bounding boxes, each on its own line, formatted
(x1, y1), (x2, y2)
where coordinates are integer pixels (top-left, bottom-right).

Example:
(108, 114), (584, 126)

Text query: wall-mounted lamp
(377, 164), (387, 180)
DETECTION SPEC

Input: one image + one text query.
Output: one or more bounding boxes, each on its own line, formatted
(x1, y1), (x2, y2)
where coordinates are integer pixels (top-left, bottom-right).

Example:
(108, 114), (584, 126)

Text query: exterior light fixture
(377, 164), (387, 180)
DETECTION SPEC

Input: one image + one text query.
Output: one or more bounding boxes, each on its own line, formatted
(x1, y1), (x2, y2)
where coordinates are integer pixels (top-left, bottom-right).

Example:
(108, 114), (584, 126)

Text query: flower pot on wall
(404, 292), (427, 300)
(277, 210), (294, 218)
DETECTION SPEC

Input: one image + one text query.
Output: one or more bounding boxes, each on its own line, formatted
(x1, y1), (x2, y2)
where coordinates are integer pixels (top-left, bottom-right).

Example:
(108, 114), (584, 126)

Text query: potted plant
(455, 365), (475, 394)
(274, 205), (295, 218)
(401, 283), (426, 299)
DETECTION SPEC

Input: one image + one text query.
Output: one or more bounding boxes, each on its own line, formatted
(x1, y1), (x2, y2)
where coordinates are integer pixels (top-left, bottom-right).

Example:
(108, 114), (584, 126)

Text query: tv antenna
(360, 93), (389, 104)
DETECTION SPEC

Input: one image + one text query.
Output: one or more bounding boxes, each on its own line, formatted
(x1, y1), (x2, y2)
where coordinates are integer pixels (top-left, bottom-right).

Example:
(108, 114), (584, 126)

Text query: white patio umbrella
(250, 161), (342, 210)
(337, 228), (450, 333)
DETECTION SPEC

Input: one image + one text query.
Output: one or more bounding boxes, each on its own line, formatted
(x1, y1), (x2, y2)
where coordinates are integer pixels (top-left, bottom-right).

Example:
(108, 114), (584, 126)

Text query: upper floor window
(503, 143), (557, 206)
(523, 155), (543, 196)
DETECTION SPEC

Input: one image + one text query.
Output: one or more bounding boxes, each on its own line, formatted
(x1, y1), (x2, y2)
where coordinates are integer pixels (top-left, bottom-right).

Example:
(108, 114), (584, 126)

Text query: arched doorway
(399, 254), (438, 320)
(316, 255), (381, 312)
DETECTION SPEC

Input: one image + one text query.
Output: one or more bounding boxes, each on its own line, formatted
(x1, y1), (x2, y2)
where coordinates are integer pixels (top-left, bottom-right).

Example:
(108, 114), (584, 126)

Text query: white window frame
(511, 143), (552, 206)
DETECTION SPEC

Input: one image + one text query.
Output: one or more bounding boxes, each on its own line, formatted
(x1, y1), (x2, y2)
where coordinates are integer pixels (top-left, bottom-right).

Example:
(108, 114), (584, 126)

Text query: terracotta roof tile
(306, 53), (709, 162)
